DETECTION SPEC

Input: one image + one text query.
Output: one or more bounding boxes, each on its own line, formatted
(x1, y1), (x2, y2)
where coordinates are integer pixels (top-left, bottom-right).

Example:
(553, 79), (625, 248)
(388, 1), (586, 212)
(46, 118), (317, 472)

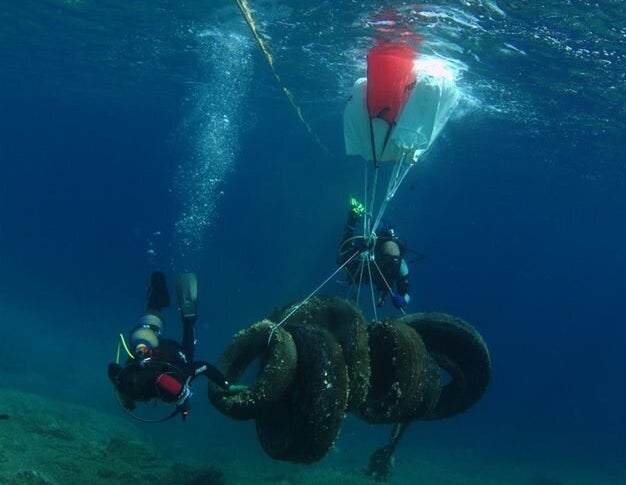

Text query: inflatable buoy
(255, 324), (349, 463)
(208, 320), (297, 420)
(399, 312), (491, 420)
(357, 321), (441, 424)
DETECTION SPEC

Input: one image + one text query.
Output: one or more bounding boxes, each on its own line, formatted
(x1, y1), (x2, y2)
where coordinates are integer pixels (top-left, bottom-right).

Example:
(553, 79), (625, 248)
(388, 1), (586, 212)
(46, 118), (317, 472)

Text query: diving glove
(350, 197), (365, 217)
(174, 272), (197, 320)
(392, 293), (409, 310)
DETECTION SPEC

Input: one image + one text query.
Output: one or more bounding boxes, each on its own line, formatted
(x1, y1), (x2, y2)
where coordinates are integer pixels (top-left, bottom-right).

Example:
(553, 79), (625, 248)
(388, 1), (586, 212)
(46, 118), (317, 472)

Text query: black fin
(146, 271), (170, 311)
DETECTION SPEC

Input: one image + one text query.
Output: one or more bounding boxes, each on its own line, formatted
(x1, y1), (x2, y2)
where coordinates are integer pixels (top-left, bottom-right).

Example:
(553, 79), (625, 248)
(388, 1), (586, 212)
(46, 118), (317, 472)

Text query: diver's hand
(350, 197), (365, 216)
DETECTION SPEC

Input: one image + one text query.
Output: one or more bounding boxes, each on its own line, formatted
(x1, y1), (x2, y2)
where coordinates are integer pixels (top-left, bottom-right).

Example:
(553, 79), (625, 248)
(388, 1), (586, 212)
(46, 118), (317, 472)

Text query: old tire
(255, 324), (349, 463)
(207, 319), (297, 420)
(270, 295), (370, 412)
(357, 321), (441, 424)
(399, 312), (491, 420)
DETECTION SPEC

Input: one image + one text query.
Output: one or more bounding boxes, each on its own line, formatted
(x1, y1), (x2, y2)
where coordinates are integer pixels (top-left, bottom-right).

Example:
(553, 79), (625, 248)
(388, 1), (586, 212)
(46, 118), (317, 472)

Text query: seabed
(0, 388), (622, 485)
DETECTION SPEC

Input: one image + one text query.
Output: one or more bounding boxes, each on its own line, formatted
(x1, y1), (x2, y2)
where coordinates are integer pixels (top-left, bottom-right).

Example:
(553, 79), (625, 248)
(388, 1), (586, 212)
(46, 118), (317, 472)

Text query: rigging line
(371, 160), (400, 235)
(387, 151), (414, 200)
(362, 162), (370, 238)
(338, 235), (367, 260)
(366, 255), (379, 322)
(371, 152), (414, 235)
(372, 258), (394, 295)
(372, 258), (406, 316)
(368, 118), (379, 170)
(367, 163), (380, 238)
(267, 250), (360, 344)
(355, 252), (368, 306)
(233, 0), (327, 153)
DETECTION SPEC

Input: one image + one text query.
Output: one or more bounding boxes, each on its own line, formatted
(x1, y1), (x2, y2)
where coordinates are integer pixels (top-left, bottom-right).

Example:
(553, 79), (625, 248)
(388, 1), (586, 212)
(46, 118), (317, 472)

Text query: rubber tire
(270, 295), (370, 412)
(398, 312), (491, 420)
(207, 320), (297, 420)
(357, 321), (441, 424)
(255, 324), (349, 463)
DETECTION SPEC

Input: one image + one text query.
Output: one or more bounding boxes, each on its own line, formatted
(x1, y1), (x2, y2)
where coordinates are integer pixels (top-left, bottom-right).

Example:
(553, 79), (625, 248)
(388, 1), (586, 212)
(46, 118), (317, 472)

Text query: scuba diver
(107, 271), (229, 421)
(337, 197), (411, 310)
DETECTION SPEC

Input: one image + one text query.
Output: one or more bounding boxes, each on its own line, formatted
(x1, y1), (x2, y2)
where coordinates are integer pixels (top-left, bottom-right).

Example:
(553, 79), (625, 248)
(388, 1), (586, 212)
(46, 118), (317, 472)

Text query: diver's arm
(191, 361), (229, 389)
(180, 317), (196, 362)
(107, 363), (123, 384)
(146, 271), (171, 314)
(107, 363), (137, 410)
(337, 210), (361, 265)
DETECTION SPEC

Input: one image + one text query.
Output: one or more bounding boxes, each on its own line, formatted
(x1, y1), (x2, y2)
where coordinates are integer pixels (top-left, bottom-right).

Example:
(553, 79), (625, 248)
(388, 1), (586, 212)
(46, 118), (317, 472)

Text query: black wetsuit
(337, 210), (410, 306)
(108, 311), (227, 411)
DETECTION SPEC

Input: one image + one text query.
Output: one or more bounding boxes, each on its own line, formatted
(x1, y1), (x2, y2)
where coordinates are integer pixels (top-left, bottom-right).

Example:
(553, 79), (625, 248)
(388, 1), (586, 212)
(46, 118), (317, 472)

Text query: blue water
(1, 1), (626, 482)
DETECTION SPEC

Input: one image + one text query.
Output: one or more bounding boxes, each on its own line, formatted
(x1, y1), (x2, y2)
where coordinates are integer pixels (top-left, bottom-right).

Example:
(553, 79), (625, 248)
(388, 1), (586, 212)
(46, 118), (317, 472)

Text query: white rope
(372, 258), (406, 316)
(372, 258), (394, 295)
(371, 152), (414, 235)
(358, 150), (416, 318)
(275, 148), (411, 334)
(366, 255), (379, 323)
(267, 250), (360, 343)
(388, 154), (414, 200)
(366, 164), (379, 238)
(362, 162), (371, 238)
(355, 254), (366, 306)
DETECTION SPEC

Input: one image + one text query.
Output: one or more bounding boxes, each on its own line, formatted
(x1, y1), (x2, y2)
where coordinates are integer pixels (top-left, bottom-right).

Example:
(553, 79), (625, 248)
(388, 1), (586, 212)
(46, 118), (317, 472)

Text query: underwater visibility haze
(1, 1), (626, 484)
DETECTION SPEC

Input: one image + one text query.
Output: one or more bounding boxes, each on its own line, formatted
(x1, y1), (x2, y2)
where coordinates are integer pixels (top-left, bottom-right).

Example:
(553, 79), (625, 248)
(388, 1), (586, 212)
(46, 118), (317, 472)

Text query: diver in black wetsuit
(107, 271), (229, 421)
(337, 198), (411, 310)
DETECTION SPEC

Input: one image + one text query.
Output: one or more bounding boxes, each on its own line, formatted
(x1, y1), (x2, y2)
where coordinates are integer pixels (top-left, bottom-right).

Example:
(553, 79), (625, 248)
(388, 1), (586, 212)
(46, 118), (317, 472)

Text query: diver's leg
(146, 271), (170, 314)
(175, 273), (198, 361)
(367, 422), (411, 481)
(181, 316), (196, 362)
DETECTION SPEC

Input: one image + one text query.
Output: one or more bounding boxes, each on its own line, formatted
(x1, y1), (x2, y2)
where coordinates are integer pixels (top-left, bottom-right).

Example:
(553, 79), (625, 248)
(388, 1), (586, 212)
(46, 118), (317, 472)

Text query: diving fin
(174, 272), (197, 320)
(146, 271), (170, 312)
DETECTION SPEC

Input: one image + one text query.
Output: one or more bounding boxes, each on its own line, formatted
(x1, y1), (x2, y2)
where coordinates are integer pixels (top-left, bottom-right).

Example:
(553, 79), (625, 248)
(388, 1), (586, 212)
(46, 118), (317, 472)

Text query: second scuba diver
(337, 197), (411, 310)
(107, 271), (229, 421)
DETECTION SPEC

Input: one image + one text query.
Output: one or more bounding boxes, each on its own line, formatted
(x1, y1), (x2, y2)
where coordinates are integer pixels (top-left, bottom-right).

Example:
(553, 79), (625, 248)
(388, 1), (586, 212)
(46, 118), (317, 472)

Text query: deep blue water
(1, 0), (626, 480)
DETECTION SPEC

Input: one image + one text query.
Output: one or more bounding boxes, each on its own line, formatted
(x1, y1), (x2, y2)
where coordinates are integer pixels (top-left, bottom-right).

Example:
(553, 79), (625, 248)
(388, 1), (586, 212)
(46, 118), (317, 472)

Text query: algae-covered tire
(270, 295), (370, 412)
(255, 324), (349, 463)
(357, 321), (441, 424)
(207, 320), (297, 420)
(399, 312), (491, 420)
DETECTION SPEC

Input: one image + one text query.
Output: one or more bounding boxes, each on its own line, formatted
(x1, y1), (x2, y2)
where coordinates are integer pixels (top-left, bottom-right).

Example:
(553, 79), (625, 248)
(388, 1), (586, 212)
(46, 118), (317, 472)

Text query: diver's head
(377, 240), (401, 281)
(380, 240), (401, 258)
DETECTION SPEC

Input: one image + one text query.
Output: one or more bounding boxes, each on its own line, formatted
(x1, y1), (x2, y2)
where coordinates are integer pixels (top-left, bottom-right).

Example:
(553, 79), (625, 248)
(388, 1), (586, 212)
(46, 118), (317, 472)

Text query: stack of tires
(208, 296), (490, 464)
